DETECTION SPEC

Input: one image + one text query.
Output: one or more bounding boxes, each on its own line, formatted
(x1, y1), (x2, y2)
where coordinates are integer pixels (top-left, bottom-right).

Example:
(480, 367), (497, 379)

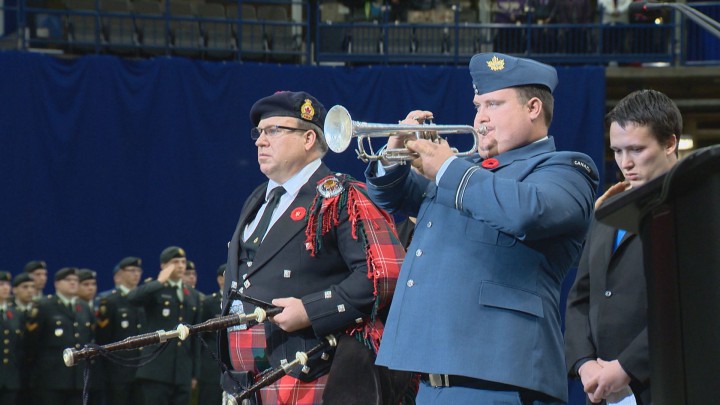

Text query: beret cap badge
(486, 55), (505, 71)
(301, 99), (315, 121)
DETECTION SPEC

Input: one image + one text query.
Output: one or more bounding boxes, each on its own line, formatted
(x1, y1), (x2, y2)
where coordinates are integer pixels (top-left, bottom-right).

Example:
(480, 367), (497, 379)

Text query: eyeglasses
(251, 125), (307, 140)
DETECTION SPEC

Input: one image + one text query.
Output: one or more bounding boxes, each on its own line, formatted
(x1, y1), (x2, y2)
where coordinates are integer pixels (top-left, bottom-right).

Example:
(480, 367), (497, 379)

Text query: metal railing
(1, 0), (719, 65)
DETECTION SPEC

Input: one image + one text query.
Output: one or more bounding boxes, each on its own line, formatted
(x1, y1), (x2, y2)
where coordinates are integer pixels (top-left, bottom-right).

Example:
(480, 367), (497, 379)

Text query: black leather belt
(420, 374), (558, 403)
(421, 374), (517, 391)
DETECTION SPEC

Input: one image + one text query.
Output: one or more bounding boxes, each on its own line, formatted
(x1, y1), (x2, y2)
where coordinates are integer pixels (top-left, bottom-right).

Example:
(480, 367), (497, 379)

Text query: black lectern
(596, 145), (720, 404)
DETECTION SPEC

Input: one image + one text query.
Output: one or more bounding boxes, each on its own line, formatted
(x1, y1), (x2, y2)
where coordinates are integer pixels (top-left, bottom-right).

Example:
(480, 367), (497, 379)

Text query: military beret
(469, 53), (558, 95)
(24, 260), (47, 273)
(186, 260), (196, 271)
(250, 91), (327, 130)
(114, 256), (142, 274)
(160, 246), (186, 264)
(0, 271), (11, 283)
(13, 272), (33, 287)
(55, 267), (78, 281)
(217, 264), (227, 277)
(78, 269), (97, 282)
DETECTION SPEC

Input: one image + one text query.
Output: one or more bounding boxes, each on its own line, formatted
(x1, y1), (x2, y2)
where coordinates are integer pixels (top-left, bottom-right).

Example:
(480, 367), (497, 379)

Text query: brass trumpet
(323, 105), (487, 163)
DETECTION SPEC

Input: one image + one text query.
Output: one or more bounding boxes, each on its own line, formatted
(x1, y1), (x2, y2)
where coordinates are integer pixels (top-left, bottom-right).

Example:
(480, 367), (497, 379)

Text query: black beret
(78, 269), (97, 282)
(24, 260), (47, 273)
(469, 53), (558, 95)
(55, 267), (78, 281)
(160, 246), (186, 264)
(12, 272), (33, 287)
(0, 271), (11, 283)
(186, 260), (196, 271)
(250, 91), (327, 130)
(114, 256), (142, 274)
(217, 264), (227, 277)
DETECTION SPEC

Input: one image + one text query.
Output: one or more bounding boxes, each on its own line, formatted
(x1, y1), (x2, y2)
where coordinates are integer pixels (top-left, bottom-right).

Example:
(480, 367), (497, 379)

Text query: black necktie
(245, 187), (286, 260)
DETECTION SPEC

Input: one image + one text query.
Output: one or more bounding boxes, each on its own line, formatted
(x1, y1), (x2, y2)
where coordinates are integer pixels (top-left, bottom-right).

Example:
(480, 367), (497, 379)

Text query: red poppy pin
(481, 158), (499, 169)
(76, 304), (82, 313)
(183, 288), (189, 296)
(291, 207), (307, 221)
(7, 310), (13, 320)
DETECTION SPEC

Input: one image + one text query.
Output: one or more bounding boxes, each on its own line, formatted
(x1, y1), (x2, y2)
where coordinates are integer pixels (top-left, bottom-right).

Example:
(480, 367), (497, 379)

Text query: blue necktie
(613, 229), (627, 252)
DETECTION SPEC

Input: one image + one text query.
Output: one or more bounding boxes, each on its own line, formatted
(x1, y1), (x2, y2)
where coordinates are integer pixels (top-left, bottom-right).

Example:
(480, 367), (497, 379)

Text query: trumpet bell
(323, 104), (481, 163)
(324, 105), (353, 154)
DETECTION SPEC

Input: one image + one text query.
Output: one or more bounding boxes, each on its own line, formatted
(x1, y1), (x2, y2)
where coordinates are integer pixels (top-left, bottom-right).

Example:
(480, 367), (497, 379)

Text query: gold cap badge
(301, 99), (315, 121)
(486, 55), (505, 71)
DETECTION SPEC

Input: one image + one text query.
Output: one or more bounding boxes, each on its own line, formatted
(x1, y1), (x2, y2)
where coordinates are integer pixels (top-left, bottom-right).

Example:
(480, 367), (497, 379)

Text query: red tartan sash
(305, 175), (405, 352)
(228, 325), (329, 405)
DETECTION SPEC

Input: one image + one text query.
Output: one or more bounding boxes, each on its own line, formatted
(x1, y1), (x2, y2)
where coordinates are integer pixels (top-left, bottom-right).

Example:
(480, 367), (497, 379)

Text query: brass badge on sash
(162, 308), (171, 317)
(317, 177), (343, 198)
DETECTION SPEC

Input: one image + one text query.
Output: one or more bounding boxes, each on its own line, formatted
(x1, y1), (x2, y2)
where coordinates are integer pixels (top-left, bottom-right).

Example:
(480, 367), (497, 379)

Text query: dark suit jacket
(96, 288), (145, 384)
(220, 163), (377, 382)
(565, 218), (651, 404)
(128, 280), (201, 385)
(0, 304), (24, 390)
(25, 296), (95, 390)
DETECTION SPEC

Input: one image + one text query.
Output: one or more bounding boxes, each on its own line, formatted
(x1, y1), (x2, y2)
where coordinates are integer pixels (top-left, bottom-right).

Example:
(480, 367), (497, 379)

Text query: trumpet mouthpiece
(477, 125), (488, 136)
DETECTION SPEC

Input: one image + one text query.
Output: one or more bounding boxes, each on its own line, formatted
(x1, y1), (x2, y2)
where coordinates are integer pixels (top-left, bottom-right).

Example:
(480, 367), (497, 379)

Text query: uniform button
(3, 339), (8, 344)
(604, 290), (612, 297)
(73, 322), (79, 327)
(74, 333), (80, 338)
(407, 279), (415, 287)
(3, 358), (8, 364)
(179, 317), (183, 321)
(3, 348), (8, 354)
(179, 304), (184, 309)
(426, 221), (432, 228)
(177, 342), (182, 347)
(415, 249), (423, 257)
(3, 330), (8, 335)
(75, 344), (81, 349)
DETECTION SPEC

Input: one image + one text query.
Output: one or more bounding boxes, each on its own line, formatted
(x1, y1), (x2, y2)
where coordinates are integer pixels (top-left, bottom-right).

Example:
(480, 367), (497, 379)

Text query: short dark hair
(295, 118), (328, 155)
(606, 90), (682, 156)
(514, 85), (554, 127)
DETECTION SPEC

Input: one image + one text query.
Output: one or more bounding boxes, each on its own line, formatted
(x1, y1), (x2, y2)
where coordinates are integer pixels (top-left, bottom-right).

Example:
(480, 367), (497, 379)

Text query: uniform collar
(56, 292), (75, 306)
(479, 136), (556, 169)
(116, 285), (131, 295)
(267, 158), (322, 201)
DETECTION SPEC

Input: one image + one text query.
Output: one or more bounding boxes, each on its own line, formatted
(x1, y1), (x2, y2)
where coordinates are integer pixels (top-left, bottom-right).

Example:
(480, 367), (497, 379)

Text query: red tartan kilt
(228, 325), (328, 405)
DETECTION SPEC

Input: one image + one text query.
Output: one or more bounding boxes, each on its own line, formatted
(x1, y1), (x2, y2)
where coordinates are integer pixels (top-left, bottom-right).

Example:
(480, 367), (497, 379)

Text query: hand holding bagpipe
(227, 335), (338, 404)
(64, 301), (282, 367)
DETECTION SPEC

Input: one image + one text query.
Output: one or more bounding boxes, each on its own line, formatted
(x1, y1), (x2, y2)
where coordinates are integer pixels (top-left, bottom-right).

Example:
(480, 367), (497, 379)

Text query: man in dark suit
(128, 247), (201, 405)
(218, 91), (404, 404)
(196, 264), (225, 405)
(25, 267), (96, 404)
(96, 256), (145, 405)
(565, 89), (682, 404)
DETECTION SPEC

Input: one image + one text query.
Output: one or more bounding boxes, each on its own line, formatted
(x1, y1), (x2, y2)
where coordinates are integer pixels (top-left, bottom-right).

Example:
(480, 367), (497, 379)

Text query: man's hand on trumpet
(405, 138), (453, 181)
(383, 110), (434, 159)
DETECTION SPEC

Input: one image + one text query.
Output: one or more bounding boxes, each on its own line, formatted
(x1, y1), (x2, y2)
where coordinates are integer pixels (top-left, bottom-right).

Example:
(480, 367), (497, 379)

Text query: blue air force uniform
(366, 53), (599, 402)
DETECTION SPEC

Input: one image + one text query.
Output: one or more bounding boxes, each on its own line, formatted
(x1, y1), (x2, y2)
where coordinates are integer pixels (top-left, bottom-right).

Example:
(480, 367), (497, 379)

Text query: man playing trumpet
(365, 53), (599, 404)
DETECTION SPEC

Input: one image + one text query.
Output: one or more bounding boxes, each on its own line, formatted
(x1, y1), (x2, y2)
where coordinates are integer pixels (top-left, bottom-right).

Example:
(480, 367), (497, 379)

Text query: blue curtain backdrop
(0, 51), (605, 295)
